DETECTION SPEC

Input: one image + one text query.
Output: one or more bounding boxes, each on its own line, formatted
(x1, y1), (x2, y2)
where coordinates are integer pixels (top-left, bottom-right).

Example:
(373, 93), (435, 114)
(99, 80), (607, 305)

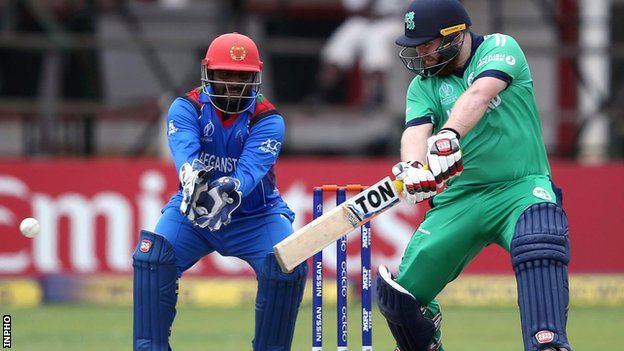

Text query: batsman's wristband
(439, 127), (461, 139)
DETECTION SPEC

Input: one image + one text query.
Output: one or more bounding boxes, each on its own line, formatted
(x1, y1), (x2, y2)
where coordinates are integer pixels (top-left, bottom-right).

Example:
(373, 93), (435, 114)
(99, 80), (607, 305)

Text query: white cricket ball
(19, 217), (40, 238)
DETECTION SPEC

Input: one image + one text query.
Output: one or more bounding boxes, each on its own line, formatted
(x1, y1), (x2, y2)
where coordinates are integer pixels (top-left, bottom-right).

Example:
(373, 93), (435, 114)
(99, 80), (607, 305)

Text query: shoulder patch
(254, 94), (276, 115)
(181, 87), (203, 116)
(250, 94), (280, 129)
(186, 87), (202, 103)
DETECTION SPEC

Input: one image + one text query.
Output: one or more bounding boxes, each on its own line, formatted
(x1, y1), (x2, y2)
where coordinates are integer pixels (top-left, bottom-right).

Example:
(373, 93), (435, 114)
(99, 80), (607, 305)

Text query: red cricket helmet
(202, 32), (263, 72)
(201, 33), (263, 114)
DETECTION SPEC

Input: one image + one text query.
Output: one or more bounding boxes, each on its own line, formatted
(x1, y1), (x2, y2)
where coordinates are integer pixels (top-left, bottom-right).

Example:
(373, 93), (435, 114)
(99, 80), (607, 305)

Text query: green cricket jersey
(405, 33), (551, 187)
(396, 35), (561, 350)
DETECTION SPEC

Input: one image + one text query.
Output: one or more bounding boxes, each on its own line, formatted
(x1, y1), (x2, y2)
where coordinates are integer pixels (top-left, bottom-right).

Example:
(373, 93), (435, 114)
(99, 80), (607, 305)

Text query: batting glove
(426, 128), (463, 184)
(392, 161), (436, 205)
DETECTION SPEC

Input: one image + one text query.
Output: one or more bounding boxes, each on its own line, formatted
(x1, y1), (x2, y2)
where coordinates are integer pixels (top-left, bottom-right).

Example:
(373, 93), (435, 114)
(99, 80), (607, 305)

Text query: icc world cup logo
(229, 45), (247, 61)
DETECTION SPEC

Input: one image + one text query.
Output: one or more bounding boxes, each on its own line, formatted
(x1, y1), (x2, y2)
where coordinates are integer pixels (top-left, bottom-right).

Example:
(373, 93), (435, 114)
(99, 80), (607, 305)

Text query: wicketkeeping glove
(179, 159), (214, 223)
(426, 129), (463, 184)
(392, 161), (437, 205)
(194, 177), (242, 231)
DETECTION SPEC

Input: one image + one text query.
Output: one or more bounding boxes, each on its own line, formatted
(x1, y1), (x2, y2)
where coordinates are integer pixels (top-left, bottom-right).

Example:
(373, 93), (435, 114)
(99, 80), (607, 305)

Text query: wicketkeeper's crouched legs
(512, 202), (572, 351)
(133, 230), (178, 351)
(377, 265), (442, 351)
(253, 253), (308, 351)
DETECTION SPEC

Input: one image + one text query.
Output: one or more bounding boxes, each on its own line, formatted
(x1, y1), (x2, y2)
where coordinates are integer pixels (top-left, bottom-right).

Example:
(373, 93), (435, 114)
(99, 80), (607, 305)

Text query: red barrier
(0, 158), (622, 276)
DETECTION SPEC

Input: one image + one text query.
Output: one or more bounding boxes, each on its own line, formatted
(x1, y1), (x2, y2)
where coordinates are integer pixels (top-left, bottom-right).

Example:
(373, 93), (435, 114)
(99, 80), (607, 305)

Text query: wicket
(312, 185), (373, 351)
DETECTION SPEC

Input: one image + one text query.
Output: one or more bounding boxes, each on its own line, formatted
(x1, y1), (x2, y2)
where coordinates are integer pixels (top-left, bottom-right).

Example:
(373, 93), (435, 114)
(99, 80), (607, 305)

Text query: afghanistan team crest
(229, 45), (247, 61)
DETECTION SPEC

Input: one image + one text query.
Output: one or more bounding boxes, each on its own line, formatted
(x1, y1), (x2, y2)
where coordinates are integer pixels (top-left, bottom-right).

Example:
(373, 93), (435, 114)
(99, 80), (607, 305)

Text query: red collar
(215, 109), (240, 128)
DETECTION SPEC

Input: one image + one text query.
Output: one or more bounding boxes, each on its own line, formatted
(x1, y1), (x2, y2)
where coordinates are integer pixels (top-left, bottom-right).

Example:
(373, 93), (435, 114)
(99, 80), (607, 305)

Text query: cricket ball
(20, 217), (40, 238)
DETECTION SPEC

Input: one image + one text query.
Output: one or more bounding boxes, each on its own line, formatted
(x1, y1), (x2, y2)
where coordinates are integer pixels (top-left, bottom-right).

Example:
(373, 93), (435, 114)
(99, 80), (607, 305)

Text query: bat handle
(392, 179), (403, 192)
(392, 164), (429, 192)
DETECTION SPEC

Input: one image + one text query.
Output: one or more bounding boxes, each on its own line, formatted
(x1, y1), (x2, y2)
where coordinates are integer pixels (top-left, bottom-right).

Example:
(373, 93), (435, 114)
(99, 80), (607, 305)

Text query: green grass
(5, 304), (623, 350)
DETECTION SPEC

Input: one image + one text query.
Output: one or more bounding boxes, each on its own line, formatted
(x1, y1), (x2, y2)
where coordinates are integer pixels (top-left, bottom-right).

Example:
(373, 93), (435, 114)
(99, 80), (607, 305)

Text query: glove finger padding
(453, 150), (463, 176)
(193, 209), (211, 228)
(403, 177), (423, 204)
(196, 177), (242, 231)
(426, 154), (444, 184)
(416, 169), (435, 196)
(180, 160), (214, 216)
(392, 162), (410, 181)
(186, 182), (211, 227)
(393, 161), (436, 205)
(424, 171), (437, 197)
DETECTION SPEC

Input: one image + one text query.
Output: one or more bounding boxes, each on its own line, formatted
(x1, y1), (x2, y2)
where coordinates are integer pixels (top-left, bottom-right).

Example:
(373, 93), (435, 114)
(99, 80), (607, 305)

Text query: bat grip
(392, 179), (403, 192)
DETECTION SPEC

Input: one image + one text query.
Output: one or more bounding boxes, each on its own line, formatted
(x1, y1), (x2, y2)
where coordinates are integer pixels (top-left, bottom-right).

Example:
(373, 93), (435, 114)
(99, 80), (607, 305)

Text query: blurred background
(0, 0), (623, 350)
(1, 0), (623, 159)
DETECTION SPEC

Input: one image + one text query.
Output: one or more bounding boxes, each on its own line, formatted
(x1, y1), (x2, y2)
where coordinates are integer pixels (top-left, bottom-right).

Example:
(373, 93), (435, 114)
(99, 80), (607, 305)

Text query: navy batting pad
(253, 253), (308, 351)
(511, 203), (572, 351)
(133, 230), (178, 351)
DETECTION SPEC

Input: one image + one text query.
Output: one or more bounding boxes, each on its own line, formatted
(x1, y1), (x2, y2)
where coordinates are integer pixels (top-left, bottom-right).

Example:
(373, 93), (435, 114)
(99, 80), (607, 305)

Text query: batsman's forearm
(443, 77), (508, 137)
(400, 124), (432, 163)
(442, 89), (490, 137)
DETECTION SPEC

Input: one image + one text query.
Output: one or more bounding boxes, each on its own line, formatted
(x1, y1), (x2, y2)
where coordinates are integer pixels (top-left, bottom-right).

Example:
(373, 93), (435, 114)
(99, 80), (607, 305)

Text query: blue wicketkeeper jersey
(164, 88), (290, 218)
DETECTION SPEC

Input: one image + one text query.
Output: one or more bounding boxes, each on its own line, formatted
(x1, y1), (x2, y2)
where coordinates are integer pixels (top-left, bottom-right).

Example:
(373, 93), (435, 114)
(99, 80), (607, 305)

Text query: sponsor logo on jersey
(476, 53), (516, 68)
(535, 330), (555, 344)
(259, 139), (282, 156)
(477, 53), (507, 68)
(202, 121), (215, 143)
(417, 227), (431, 235)
(199, 153), (239, 173)
(235, 129), (246, 146)
(139, 239), (152, 253)
(439, 82), (458, 106)
(532, 187), (553, 201)
(439, 82), (454, 97)
(168, 120), (178, 136)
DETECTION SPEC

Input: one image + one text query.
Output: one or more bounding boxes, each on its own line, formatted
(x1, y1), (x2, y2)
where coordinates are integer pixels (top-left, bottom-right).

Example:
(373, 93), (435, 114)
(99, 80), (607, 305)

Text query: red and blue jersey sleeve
(166, 94), (202, 175)
(232, 96), (284, 197)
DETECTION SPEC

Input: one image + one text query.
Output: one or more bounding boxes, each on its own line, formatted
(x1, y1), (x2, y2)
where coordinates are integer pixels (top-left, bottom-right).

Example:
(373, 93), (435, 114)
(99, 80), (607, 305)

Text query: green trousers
(395, 175), (558, 350)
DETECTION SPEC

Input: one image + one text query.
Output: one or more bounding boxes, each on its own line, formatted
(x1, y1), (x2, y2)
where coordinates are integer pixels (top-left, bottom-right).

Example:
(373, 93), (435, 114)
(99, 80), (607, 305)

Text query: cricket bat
(273, 176), (404, 272)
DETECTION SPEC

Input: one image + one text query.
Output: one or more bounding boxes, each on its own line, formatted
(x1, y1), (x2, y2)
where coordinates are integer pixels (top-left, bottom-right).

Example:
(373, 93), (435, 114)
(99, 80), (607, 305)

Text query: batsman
(377, 1), (572, 350)
(132, 33), (307, 350)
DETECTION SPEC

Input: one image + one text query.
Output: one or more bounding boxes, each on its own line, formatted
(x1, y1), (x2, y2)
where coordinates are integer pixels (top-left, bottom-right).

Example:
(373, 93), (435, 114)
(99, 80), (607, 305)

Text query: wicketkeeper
(378, 1), (573, 351)
(132, 33), (307, 351)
